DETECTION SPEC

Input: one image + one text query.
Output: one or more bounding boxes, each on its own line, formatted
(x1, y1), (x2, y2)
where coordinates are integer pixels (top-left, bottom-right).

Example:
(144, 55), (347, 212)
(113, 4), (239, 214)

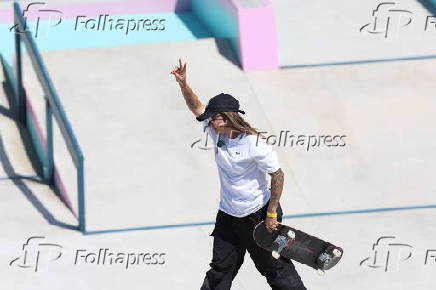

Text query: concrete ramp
(20, 38), (311, 232)
(1, 2), (436, 289)
(272, 0), (436, 66)
(20, 37), (436, 233)
(0, 61), (77, 231)
(246, 59), (436, 213)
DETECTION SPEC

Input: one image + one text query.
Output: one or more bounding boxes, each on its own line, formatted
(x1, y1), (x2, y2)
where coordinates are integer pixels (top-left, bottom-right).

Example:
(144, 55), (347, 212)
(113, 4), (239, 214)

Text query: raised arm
(171, 59), (205, 117)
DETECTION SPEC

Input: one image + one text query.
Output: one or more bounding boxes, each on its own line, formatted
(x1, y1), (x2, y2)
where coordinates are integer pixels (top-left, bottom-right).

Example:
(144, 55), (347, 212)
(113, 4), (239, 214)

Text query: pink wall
(235, 1), (279, 71)
(193, 0), (279, 71)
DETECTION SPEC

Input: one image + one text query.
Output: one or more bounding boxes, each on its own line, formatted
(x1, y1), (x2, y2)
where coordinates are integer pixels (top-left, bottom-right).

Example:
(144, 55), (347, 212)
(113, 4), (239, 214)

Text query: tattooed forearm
(268, 168), (284, 213)
(179, 82), (203, 113)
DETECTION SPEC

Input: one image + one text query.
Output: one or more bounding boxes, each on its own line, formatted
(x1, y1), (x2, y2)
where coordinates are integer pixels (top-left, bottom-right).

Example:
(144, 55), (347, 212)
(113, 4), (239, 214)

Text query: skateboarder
(171, 59), (307, 290)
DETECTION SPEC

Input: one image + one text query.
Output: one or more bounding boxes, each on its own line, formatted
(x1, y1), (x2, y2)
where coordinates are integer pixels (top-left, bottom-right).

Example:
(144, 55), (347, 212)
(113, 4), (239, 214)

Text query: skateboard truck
(317, 247), (343, 270)
(271, 229), (296, 259)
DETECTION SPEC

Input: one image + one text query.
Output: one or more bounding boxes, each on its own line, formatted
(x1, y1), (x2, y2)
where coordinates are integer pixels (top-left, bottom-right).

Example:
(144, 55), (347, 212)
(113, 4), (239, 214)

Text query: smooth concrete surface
(245, 59), (436, 211)
(17, 38), (436, 232)
(272, 0), (436, 66)
(19, 38), (295, 232)
(1, 15), (436, 290)
(1, 176), (436, 290)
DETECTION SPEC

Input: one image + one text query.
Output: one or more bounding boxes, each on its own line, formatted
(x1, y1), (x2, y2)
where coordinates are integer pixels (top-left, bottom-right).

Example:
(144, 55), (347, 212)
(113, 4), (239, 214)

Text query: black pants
(200, 202), (307, 290)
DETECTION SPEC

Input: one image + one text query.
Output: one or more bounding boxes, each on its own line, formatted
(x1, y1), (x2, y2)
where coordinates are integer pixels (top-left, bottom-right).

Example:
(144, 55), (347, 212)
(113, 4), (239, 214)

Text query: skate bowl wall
(191, 0), (279, 71)
(0, 0), (208, 66)
(0, 0), (278, 71)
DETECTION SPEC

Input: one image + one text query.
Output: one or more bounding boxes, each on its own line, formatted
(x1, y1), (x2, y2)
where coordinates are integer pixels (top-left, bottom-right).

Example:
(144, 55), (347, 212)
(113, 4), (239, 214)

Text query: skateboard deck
(253, 221), (343, 273)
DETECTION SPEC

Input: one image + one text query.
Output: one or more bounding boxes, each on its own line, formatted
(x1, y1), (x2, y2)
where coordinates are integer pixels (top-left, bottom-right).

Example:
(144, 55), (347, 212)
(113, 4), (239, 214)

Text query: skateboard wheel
(332, 249), (342, 257)
(272, 251), (280, 259)
(287, 230), (296, 239)
(317, 269), (325, 276)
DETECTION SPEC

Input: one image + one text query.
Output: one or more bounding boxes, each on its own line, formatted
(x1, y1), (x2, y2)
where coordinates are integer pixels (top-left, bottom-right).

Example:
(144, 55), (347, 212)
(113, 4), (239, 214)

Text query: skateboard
(253, 221), (343, 274)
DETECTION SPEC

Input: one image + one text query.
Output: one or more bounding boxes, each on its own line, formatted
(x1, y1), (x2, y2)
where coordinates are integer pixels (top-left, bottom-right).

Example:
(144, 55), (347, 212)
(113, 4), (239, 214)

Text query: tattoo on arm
(267, 168), (284, 213)
(180, 82), (203, 113)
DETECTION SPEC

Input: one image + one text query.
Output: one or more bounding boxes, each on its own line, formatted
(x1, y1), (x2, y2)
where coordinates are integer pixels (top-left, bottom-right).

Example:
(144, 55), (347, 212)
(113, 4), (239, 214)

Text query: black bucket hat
(196, 93), (245, 121)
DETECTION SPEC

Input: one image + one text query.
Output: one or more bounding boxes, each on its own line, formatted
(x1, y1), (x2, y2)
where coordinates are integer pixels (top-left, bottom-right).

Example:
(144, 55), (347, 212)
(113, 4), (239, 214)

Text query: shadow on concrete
(214, 37), (240, 68)
(417, 0), (436, 14)
(175, 0), (191, 12)
(0, 80), (78, 231)
(167, 1), (242, 69)
(174, 12), (212, 39)
(0, 104), (15, 120)
(1, 80), (44, 178)
(173, 12), (240, 68)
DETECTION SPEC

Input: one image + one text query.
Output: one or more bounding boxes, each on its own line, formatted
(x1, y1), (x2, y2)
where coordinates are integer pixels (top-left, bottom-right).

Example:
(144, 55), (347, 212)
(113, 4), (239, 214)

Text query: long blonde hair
(220, 112), (266, 138)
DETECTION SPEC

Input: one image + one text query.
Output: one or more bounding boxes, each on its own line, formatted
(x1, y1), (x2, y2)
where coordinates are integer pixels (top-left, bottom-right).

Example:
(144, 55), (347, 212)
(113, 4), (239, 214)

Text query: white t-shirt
(201, 119), (281, 217)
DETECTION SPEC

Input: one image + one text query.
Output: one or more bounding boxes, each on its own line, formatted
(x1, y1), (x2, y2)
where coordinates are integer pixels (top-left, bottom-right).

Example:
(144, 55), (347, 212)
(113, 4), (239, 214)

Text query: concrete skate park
(1, 0), (436, 289)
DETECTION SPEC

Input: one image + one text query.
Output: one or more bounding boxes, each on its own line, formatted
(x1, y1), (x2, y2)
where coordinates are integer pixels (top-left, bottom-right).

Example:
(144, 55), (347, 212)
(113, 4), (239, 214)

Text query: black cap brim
(196, 110), (214, 122)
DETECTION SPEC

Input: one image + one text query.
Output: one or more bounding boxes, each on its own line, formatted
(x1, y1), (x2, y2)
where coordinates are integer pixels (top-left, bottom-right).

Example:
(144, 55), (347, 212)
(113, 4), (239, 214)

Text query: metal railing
(13, 2), (86, 232)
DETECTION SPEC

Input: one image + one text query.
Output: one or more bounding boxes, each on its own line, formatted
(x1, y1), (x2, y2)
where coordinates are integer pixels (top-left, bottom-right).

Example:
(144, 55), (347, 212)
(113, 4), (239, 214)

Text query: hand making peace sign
(170, 58), (187, 85)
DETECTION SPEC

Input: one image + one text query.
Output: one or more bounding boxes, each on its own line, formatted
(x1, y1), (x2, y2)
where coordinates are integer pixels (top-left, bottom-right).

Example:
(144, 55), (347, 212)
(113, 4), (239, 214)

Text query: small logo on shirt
(217, 139), (226, 147)
(235, 152), (240, 155)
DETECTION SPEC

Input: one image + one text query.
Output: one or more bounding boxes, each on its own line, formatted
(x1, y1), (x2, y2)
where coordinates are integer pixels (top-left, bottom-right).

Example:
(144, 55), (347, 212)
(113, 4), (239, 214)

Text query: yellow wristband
(266, 212), (277, 218)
